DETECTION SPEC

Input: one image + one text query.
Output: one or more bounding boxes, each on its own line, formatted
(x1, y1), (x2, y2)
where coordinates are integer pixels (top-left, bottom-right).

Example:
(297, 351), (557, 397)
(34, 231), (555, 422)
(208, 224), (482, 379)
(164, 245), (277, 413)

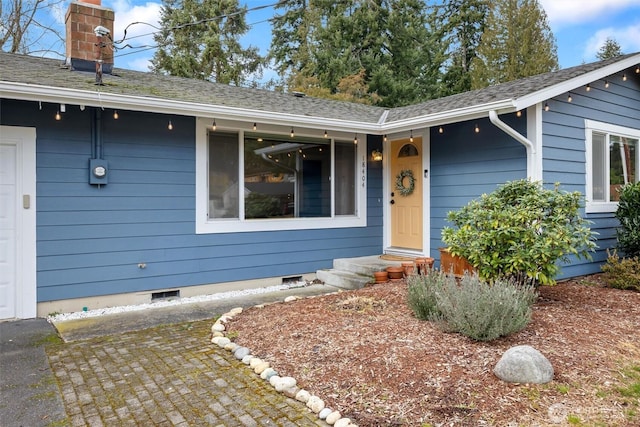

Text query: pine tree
(596, 37), (623, 60)
(437, 0), (488, 96)
(269, 0), (445, 107)
(150, 0), (264, 86)
(470, 0), (558, 88)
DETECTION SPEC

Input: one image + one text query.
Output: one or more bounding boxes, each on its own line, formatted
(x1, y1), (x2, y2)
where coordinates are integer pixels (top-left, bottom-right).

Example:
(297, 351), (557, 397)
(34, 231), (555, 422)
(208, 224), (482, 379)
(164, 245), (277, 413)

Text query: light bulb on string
(585, 84), (591, 92)
(516, 110), (522, 117)
(567, 93), (572, 103)
(438, 126), (444, 134)
(55, 111), (61, 121)
(605, 80), (610, 88)
(409, 130), (414, 142)
(290, 128), (295, 138)
(212, 119), (217, 131)
(544, 103), (550, 112)
(252, 122), (257, 131)
(168, 120), (173, 130)
(324, 130), (328, 138)
(113, 110), (119, 119)
(623, 74), (627, 81)
(354, 134), (358, 144)
(474, 124), (480, 133)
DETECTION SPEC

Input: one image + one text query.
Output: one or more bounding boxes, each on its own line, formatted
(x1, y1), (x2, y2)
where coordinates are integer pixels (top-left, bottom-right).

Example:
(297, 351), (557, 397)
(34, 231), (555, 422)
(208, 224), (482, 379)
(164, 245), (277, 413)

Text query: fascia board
(380, 99), (516, 133)
(513, 54), (640, 110)
(0, 82), (382, 134)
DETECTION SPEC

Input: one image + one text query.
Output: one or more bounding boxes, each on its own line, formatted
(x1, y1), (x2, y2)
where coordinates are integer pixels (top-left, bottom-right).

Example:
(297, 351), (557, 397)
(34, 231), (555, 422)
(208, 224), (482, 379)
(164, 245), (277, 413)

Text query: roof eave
(513, 53), (640, 110)
(0, 82), (383, 134)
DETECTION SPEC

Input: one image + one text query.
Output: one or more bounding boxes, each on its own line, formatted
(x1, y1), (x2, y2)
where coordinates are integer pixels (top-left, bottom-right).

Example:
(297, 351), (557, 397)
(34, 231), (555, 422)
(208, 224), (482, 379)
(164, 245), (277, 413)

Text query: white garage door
(0, 144), (17, 318)
(0, 126), (36, 320)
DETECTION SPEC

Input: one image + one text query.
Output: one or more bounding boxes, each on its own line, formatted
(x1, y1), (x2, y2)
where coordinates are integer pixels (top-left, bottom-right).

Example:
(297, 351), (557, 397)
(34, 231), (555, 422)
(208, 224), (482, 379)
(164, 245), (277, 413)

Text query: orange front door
(389, 138), (423, 250)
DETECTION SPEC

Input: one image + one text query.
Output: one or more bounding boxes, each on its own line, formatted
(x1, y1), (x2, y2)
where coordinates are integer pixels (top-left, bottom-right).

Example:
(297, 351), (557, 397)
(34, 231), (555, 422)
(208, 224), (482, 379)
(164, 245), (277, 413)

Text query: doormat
(380, 254), (415, 261)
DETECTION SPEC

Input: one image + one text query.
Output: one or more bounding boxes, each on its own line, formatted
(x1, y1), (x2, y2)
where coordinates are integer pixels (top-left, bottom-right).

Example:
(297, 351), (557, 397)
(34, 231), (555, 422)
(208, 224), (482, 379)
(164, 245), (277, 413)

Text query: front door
(0, 126), (37, 320)
(389, 138), (422, 251)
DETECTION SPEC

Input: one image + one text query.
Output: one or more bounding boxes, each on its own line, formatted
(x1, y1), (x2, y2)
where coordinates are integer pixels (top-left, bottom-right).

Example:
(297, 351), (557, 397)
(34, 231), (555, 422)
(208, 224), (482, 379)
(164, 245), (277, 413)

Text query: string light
(605, 80), (610, 88)
(212, 119), (217, 131)
(290, 127), (295, 138)
(544, 102), (550, 111)
(113, 110), (119, 119)
(409, 130), (414, 142)
(324, 130), (328, 138)
(168, 120), (173, 130)
(438, 126), (444, 134)
(567, 93), (572, 103)
(252, 122), (257, 130)
(474, 124), (480, 133)
(354, 133), (358, 144)
(585, 84), (591, 92)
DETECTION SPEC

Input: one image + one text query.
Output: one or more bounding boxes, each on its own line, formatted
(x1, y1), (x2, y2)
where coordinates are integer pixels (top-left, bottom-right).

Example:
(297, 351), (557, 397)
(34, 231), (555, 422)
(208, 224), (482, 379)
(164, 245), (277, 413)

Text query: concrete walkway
(1, 283), (339, 426)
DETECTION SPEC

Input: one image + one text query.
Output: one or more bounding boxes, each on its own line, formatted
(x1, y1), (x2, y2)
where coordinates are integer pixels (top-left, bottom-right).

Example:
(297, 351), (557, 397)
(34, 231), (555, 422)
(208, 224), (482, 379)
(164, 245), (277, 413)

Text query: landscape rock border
(209, 293), (357, 427)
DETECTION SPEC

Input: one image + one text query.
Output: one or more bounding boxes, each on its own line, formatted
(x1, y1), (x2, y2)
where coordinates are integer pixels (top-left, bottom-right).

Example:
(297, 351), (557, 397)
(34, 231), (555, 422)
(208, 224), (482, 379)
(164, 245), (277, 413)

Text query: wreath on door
(395, 169), (415, 196)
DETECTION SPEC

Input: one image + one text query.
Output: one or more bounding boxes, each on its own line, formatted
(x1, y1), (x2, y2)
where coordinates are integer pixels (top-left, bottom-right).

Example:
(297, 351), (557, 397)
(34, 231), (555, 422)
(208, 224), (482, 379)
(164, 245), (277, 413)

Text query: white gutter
(489, 109), (539, 180)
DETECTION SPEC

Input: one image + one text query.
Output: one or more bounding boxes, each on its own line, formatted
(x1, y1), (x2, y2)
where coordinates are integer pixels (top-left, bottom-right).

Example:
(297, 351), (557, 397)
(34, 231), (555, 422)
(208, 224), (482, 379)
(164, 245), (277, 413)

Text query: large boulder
(494, 345), (554, 384)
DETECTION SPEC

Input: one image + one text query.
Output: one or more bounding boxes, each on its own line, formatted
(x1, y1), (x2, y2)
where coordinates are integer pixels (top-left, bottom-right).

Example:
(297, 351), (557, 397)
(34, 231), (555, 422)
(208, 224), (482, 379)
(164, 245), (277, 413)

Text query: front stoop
(316, 255), (404, 290)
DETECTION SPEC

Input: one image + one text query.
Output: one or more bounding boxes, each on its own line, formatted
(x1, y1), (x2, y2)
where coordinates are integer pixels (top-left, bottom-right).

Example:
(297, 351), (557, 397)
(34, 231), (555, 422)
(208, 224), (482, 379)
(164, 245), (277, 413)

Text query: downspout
(489, 110), (537, 180)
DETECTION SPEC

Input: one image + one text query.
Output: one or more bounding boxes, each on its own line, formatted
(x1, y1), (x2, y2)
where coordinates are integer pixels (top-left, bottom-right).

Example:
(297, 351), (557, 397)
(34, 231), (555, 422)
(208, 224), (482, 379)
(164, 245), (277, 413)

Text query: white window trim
(585, 119), (640, 214)
(195, 118), (368, 234)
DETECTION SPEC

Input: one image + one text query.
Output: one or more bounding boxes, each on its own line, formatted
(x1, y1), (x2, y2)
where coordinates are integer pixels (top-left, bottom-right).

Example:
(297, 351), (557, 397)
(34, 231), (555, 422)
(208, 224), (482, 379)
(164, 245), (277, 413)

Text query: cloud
(104, 0), (162, 66)
(583, 23), (640, 59)
(539, 0), (640, 27)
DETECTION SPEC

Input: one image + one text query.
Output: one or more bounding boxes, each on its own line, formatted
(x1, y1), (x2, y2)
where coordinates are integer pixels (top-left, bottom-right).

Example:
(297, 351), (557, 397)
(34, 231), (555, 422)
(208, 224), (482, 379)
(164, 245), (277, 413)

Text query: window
(585, 120), (640, 213)
(195, 120), (366, 233)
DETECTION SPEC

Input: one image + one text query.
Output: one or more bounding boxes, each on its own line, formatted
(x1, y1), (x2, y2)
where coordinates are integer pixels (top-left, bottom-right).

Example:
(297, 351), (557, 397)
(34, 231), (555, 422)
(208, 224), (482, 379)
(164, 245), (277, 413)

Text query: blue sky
(49, 0), (640, 76)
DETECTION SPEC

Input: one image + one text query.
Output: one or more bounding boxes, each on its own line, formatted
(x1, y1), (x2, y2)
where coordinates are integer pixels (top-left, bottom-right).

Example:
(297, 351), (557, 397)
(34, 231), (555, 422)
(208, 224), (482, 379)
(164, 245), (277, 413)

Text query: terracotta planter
(386, 266), (404, 280)
(401, 262), (415, 276)
(439, 248), (475, 277)
(373, 271), (389, 283)
(415, 257), (435, 274)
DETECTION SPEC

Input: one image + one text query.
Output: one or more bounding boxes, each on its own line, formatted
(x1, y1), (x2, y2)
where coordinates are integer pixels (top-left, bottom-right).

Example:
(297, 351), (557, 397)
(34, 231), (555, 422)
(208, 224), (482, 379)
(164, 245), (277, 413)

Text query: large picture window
(585, 120), (640, 213)
(195, 120), (366, 233)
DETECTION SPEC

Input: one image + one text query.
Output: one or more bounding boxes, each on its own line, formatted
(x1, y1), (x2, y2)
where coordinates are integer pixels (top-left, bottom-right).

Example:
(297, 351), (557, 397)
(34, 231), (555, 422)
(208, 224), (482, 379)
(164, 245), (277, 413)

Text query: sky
(46, 0), (640, 78)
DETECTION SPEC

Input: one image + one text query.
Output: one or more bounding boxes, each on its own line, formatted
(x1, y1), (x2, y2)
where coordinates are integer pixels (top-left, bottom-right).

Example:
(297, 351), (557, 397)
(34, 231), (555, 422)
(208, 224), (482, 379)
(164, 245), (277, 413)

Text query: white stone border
(210, 295), (358, 427)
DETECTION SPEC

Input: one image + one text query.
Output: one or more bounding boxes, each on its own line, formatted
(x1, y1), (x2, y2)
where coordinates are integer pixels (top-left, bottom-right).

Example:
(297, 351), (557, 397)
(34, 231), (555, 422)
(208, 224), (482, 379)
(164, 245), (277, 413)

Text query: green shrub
(442, 179), (596, 286)
(432, 273), (538, 341)
(616, 182), (640, 258)
(601, 251), (640, 292)
(406, 269), (448, 320)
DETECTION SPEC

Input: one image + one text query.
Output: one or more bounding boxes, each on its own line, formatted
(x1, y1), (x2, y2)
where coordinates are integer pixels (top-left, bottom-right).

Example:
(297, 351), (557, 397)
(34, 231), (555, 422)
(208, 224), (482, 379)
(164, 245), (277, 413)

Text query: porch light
(623, 74), (627, 81)
(354, 133), (358, 144)
(55, 110), (61, 121)
(324, 130), (328, 138)
(113, 110), (119, 119)
(383, 134), (387, 142)
(586, 84), (591, 92)
(544, 102), (550, 111)
(605, 80), (610, 88)
(212, 119), (217, 130)
(371, 150), (383, 161)
(253, 122), (257, 130)
(567, 93), (572, 102)
(438, 126), (444, 133)
(474, 124), (480, 133)
(290, 127), (295, 138)
(636, 65), (639, 73)
(168, 120), (173, 130)
(409, 130), (414, 142)
(516, 110), (522, 117)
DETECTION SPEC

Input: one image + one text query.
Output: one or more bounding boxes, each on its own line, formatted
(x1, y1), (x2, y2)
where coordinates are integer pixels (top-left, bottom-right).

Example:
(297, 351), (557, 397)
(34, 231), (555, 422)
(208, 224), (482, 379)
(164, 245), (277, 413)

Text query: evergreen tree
(269, 0), (445, 107)
(437, 0), (488, 96)
(470, 0), (558, 89)
(596, 37), (623, 60)
(150, 0), (264, 86)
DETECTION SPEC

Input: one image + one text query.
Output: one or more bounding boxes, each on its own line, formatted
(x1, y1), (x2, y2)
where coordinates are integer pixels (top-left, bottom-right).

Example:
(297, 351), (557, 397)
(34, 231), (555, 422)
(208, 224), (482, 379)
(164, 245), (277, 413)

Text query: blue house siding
(1, 100), (383, 302)
(542, 75), (640, 277)
(429, 115), (527, 262)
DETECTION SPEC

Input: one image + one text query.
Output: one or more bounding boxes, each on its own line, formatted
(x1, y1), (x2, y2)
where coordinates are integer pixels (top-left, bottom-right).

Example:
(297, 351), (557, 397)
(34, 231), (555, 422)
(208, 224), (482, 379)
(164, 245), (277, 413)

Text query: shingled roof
(1, 51), (639, 132)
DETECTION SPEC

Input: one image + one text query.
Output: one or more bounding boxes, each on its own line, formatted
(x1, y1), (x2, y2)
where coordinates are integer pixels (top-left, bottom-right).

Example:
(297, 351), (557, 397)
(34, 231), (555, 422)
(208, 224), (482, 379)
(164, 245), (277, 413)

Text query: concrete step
(316, 255), (406, 290)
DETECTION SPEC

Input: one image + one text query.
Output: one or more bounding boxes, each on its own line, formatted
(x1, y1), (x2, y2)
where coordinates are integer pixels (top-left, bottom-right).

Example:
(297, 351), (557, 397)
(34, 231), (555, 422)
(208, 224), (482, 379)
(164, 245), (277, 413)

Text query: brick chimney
(65, 0), (115, 74)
